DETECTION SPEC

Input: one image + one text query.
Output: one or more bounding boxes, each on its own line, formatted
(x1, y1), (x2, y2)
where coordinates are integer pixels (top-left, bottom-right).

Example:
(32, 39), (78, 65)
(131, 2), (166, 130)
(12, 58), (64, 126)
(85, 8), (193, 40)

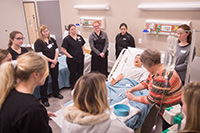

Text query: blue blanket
(64, 78), (150, 130)
(106, 78), (151, 129)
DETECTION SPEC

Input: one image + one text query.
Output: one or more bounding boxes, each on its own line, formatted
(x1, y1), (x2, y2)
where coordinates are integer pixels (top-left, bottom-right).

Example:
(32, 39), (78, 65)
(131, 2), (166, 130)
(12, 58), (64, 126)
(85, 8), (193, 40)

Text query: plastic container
(114, 104), (130, 117)
(76, 24), (81, 34)
(142, 29), (149, 40)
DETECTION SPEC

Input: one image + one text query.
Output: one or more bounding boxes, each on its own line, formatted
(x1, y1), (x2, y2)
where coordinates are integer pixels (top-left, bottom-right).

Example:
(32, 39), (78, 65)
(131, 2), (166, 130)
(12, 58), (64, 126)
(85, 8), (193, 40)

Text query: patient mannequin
(111, 54), (148, 85)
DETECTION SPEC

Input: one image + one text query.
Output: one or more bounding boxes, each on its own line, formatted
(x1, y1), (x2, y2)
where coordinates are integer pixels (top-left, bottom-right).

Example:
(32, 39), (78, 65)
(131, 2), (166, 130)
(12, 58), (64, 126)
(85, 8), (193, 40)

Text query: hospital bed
(52, 48), (151, 130)
(106, 47), (152, 129)
(51, 48), (164, 130)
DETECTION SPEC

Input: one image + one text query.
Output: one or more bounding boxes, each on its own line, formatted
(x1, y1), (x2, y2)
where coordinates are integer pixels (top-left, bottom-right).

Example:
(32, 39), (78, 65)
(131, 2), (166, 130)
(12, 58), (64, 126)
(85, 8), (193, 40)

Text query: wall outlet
(138, 38), (142, 44)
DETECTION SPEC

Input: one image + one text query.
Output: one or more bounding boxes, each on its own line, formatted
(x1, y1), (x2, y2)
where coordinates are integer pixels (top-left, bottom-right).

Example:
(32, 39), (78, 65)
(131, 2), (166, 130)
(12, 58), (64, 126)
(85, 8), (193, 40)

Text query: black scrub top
(115, 32), (135, 58)
(8, 47), (28, 60)
(61, 34), (85, 60)
(34, 37), (58, 60)
(0, 89), (52, 133)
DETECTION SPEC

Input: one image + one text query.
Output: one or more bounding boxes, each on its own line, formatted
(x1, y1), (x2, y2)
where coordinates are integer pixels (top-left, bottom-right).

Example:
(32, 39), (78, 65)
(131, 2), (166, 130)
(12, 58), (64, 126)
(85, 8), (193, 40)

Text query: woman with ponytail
(175, 24), (196, 85)
(0, 52), (53, 133)
(7, 31), (28, 60)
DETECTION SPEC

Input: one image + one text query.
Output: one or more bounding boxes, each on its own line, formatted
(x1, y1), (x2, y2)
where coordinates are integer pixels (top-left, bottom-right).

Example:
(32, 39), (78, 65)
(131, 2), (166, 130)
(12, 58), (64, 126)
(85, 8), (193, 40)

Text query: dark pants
(67, 57), (84, 88)
(40, 63), (59, 102)
(141, 105), (163, 133)
(91, 54), (108, 77)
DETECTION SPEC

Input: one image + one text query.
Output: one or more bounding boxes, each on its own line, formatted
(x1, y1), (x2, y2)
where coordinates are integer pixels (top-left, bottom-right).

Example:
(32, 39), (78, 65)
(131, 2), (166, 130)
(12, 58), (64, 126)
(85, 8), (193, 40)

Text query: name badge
(77, 36), (81, 41)
(47, 44), (53, 49)
(123, 38), (126, 40)
(180, 50), (186, 54)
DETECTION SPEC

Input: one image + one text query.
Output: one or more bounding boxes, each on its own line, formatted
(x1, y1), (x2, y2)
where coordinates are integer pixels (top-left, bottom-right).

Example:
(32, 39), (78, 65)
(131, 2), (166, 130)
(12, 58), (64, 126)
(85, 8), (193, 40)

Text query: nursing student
(61, 24), (85, 89)
(181, 82), (200, 133)
(89, 21), (109, 77)
(7, 31), (28, 60)
(62, 73), (134, 133)
(0, 52), (53, 133)
(115, 23), (135, 59)
(126, 49), (183, 133)
(0, 49), (12, 65)
(175, 24), (196, 85)
(34, 24), (63, 107)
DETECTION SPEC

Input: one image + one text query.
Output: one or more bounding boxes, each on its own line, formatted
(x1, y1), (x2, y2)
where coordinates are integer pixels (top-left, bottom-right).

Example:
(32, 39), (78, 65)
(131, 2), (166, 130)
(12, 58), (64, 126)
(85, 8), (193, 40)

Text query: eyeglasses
(15, 37), (25, 40)
(93, 25), (100, 28)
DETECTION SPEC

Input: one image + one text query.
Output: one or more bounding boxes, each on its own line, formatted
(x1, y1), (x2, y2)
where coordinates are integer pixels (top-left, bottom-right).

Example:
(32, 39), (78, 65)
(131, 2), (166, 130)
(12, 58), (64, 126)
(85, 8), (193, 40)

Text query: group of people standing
(0, 22), (198, 133)
(61, 21), (136, 89)
(4, 25), (64, 107)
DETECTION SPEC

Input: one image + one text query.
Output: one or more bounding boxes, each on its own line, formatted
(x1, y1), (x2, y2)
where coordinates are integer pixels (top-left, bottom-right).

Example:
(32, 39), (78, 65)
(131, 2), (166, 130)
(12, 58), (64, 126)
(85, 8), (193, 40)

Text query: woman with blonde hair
(62, 73), (134, 133)
(89, 21), (109, 77)
(34, 24), (63, 107)
(7, 31), (28, 60)
(181, 82), (200, 133)
(0, 49), (12, 65)
(0, 52), (52, 133)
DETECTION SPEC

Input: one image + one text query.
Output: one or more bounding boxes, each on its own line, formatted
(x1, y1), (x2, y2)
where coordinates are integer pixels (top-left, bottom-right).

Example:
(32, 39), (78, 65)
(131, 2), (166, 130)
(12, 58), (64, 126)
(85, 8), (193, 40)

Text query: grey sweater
(89, 31), (109, 55)
(62, 106), (134, 133)
(175, 43), (196, 82)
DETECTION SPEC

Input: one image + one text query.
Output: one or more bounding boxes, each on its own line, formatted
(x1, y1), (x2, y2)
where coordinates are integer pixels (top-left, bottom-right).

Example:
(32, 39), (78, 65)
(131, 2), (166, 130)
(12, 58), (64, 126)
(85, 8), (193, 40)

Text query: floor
(45, 88), (72, 133)
(45, 88), (141, 133)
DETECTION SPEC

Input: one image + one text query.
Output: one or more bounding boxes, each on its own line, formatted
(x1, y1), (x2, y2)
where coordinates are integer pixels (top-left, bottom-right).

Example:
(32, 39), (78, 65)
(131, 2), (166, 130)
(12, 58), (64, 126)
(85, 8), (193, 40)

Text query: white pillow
(126, 47), (144, 68)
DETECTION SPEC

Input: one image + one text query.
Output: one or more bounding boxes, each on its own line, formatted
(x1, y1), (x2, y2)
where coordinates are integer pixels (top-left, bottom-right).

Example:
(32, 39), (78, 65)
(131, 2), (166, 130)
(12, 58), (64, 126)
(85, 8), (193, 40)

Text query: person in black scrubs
(89, 21), (109, 77)
(61, 24), (85, 89)
(115, 23), (135, 59)
(34, 24), (63, 107)
(0, 52), (53, 133)
(7, 31), (28, 60)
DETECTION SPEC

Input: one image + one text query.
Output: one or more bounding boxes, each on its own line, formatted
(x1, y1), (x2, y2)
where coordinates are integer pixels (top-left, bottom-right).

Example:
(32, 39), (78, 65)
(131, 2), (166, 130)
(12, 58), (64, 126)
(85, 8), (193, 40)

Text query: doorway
(23, 2), (38, 45)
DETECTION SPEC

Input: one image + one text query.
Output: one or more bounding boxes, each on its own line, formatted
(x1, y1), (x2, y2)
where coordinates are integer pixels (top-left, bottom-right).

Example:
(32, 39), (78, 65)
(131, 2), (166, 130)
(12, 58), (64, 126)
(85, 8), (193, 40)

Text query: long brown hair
(181, 82), (200, 132)
(73, 73), (109, 115)
(178, 24), (192, 44)
(8, 31), (23, 47)
(0, 49), (10, 64)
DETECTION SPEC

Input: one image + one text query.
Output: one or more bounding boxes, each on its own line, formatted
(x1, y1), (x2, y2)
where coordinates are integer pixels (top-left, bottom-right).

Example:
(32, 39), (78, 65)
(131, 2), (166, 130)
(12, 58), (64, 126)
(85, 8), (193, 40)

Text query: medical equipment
(153, 34), (178, 131)
(76, 24), (81, 34)
(163, 29), (199, 133)
(163, 35), (178, 72)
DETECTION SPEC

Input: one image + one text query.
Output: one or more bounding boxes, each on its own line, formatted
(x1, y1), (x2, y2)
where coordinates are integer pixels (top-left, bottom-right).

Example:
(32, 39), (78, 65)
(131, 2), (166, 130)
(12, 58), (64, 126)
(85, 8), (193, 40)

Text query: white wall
(0, 0), (29, 49)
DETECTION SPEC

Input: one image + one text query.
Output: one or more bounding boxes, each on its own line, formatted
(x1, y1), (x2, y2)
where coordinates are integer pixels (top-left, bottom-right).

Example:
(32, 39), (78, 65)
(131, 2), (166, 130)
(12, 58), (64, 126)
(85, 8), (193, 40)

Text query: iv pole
(185, 29), (197, 84)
